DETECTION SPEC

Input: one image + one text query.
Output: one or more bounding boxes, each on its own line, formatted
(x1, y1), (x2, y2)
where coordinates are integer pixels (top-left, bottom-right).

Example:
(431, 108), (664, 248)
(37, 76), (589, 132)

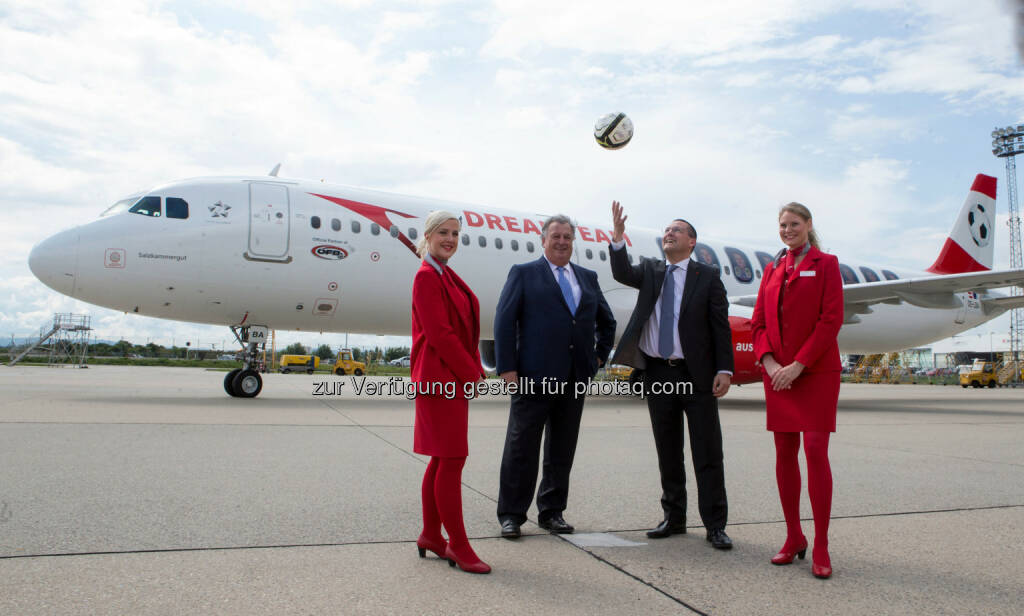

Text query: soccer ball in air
(594, 112), (633, 150)
(966, 202), (991, 247)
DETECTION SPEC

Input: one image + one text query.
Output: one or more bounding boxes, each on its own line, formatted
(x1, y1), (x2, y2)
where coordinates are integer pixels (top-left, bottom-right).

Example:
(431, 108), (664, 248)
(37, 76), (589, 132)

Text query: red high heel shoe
(812, 548), (832, 579)
(445, 544), (491, 574)
(417, 534), (447, 559)
(770, 537), (808, 565)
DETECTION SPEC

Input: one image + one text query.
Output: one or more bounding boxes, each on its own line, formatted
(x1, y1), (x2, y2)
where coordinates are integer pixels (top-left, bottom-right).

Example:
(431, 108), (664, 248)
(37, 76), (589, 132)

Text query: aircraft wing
(731, 268), (1024, 322)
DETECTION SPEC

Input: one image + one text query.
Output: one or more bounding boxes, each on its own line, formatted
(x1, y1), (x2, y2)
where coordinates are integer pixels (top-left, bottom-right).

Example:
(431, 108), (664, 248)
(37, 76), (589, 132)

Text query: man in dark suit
(608, 201), (735, 549)
(495, 215), (616, 538)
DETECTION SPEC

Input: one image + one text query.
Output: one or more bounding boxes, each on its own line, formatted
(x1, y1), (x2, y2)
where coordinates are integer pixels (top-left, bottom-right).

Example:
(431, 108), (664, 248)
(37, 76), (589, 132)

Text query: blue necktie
(658, 265), (678, 359)
(557, 266), (577, 315)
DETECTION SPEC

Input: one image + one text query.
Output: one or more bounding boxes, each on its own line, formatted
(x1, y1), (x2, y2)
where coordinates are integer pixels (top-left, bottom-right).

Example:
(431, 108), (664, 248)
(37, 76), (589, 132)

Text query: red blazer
(411, 261), (484, 390)
(751, 246), (844, 373)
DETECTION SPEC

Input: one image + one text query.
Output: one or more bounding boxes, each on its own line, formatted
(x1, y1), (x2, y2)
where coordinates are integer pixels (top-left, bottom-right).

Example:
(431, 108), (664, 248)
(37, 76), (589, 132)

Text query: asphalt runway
(1, 365), (1021, 615)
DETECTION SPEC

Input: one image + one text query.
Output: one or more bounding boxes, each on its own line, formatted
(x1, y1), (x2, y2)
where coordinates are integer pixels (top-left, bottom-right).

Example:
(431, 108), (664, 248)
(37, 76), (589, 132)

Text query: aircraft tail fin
(927, 174), (997, 274)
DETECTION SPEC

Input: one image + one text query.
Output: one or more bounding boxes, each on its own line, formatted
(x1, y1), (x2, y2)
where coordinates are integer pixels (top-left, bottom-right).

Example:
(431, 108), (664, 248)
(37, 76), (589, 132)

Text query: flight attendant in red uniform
(751, 202), (843, 579)
(411, 210), (489, 574)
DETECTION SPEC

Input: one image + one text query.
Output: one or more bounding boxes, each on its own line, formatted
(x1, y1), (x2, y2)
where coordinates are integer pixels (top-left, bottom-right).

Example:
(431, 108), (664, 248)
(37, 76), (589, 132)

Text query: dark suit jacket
(494, 257), (616, 385)
(609, 245), (734, 392)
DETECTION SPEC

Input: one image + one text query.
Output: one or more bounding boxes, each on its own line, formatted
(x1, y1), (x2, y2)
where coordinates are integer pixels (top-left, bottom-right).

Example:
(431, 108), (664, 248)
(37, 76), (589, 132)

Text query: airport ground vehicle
(960, 359), (997, 388)
(333, 348), (366, 376)
(604, 364), (634, 381)
(280, 354), (318, 374)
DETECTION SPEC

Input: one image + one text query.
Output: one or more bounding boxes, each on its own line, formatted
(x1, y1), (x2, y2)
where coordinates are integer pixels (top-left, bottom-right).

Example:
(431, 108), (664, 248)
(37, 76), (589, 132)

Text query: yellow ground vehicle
(604, 364), (634, 381)
(333, 348), (366, 376)
(280, 355), (319, 374)
(960, 359), (997, 388)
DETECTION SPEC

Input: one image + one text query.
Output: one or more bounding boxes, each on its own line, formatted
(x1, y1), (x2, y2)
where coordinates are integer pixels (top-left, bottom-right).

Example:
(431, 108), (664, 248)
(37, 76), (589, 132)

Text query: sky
(2, 0), (1024, 354)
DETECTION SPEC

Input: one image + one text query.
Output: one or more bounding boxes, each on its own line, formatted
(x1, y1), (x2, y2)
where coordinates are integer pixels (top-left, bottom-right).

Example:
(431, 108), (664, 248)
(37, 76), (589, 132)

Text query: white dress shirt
(610, 240), (732, 375)
(544, 257), (581, 307)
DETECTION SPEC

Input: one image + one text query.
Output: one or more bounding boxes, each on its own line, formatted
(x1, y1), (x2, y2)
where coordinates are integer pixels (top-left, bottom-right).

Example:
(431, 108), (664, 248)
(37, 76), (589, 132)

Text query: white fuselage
(29, 176), (994, 355)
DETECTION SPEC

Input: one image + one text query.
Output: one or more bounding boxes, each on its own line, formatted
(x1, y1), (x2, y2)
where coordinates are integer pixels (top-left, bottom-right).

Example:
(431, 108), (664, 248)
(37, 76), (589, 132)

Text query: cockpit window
(129, 196), (161, 217)
(166, 197), (189, 219)
(101, 196), (140, 217)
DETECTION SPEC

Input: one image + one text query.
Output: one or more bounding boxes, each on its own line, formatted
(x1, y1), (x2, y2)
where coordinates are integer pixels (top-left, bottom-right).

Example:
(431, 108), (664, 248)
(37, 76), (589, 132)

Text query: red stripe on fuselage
(311, 193), (419, 256)
(926, 238), (987, 274)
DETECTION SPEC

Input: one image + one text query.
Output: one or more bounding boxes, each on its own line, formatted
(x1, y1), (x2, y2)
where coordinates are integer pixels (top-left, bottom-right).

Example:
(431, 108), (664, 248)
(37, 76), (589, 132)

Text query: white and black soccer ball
(594, 112), (633, 150)
(966, 201), (991, 247)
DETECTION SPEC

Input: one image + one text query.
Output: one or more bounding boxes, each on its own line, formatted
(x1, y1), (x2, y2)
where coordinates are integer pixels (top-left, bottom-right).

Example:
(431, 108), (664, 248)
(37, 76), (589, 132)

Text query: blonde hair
(779, 202), (820, 249)
(416, 210), (461, 258)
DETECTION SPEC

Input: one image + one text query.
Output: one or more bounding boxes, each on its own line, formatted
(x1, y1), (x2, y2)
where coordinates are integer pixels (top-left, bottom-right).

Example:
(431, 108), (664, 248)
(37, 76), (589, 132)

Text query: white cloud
(2, 0), (1021, 350)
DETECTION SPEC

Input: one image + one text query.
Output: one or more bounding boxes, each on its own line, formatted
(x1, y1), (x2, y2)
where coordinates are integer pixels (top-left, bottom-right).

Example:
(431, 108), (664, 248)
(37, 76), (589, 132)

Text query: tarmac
(0, 365), (1022, 615)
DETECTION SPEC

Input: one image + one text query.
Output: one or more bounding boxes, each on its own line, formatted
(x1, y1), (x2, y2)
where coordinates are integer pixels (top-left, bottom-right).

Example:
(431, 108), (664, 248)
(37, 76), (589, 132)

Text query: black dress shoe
(646, 519), (687, 539)
(706, 528), (733, 550)
(500, 519), (521, 539)
(538, 515), (574, 534)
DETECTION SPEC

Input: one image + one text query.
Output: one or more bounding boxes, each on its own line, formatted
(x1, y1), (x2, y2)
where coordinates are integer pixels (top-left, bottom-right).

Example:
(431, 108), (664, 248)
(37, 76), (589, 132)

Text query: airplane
(27, 170), (1024, 397)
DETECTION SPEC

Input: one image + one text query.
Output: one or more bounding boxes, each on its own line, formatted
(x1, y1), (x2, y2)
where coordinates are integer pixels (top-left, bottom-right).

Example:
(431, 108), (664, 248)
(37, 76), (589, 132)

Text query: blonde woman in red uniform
(411, 210), (489, 574)
(751, 202), (843, 579)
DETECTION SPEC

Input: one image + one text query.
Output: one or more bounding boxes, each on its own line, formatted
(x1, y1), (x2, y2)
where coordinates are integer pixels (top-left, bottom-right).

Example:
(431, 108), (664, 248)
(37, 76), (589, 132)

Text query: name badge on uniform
(800, 270), (816, 277)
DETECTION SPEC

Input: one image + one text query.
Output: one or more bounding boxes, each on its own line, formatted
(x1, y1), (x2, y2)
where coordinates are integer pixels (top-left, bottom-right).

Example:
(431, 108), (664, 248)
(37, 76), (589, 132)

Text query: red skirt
(763, 370), (839, 433)
(413, 394), (469, 457)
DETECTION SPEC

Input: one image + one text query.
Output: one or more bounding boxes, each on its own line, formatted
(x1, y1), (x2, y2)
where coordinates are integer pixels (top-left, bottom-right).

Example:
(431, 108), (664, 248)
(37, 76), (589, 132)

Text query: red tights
(421, 456), (481, 562)
(774, 432), (832, 558)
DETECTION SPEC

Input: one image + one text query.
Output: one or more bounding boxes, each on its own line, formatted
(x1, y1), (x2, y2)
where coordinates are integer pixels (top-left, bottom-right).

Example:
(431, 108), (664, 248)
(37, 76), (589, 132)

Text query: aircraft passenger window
(129, 196), (161, 217)
(311, 216), (321, 229)
(838, 263), (859, 285)
(351, 220), (361, 233)
(756, 270), (761, 278)
(165, 197), (189, 219)
(724, 247), (754, 283)
(331, 218), (341, 232)
(755, 251), (776, 270)
(511, 239), (519, 251)
(599, 251), (607, 261)
(495, 238), (503, 249)
(585, 248), (593, 260)
(693, 243), (720, 268)
(859, 267), (880, 282)
(526, 241), (535, 253)
(408, 228), (418, 240)
(881, 270), (899, 280)
(479, 236), (487, 248)
(390, 225), (399, 238)
(371, 223), (380, 235)
(461, 234), (469, 246)
(723, 265), (731, 275)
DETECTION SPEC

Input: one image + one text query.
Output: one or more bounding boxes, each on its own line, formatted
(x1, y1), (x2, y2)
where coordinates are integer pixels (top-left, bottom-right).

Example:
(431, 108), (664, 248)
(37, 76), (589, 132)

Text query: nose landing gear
(224, 325), (268, 398)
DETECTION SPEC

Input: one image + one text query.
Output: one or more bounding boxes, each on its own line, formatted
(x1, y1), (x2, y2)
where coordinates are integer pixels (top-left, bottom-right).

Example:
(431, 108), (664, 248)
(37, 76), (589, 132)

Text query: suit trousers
(643, 357), (728, 530)
(497, 375), (586, 524)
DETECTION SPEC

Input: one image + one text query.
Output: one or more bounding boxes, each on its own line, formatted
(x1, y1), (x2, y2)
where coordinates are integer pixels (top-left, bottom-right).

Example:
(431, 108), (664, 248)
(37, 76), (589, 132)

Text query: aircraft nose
(29, 230), (79, 296)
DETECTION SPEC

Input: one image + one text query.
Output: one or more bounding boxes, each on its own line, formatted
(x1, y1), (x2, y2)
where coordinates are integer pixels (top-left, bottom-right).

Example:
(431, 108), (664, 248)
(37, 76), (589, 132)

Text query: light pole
(991, 125), (1024, 384)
